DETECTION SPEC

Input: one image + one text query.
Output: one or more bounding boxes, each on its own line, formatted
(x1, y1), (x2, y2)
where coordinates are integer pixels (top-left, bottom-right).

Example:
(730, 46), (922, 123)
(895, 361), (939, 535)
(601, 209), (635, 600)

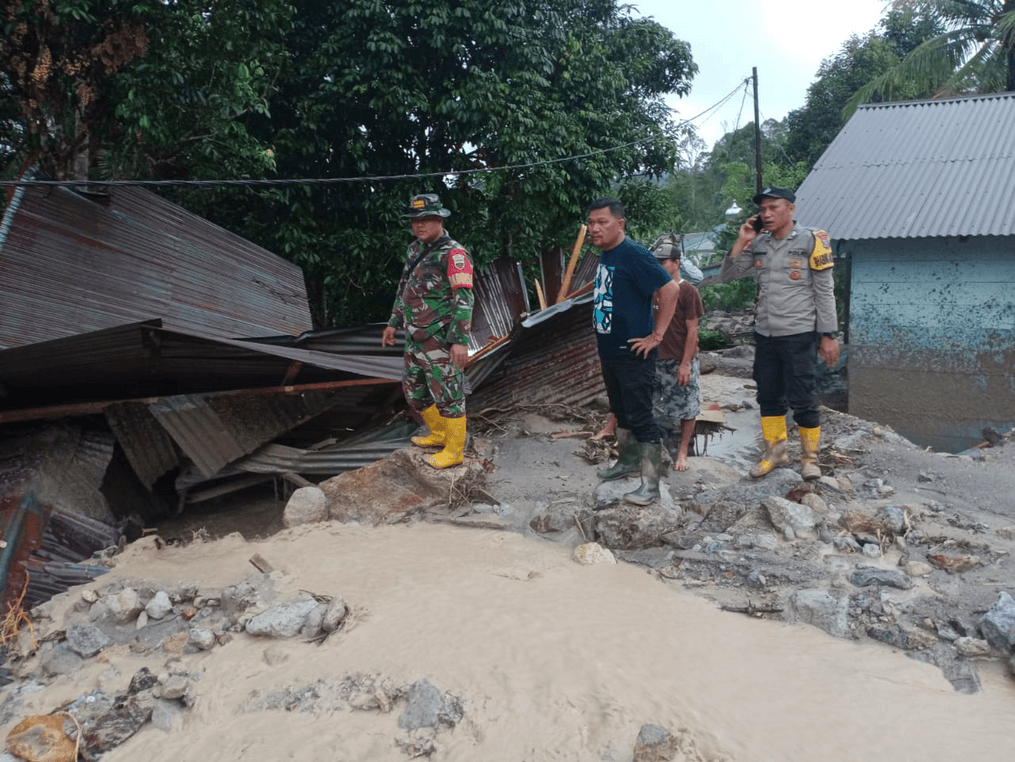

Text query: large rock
(245, 595), (319, 638)
(320, 448), (485, 524)
(692, 468), (803, 510)
(283, 486), (328, 527)
(763, 496), (815, 540)
(979, 591), (1015, 650)
(592, 499), (683, 551)
(786, 589), (850, 639)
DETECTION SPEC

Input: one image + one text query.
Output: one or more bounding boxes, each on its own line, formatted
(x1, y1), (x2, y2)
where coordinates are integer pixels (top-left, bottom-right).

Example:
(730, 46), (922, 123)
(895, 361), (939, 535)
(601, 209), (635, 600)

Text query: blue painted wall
(845, 235), (1015, 452)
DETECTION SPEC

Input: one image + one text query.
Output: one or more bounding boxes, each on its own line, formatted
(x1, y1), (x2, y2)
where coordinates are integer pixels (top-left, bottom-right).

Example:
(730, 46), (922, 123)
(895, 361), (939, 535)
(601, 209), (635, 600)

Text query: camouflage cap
(650, 233), (681, 261)
(403, 193), (451, 218)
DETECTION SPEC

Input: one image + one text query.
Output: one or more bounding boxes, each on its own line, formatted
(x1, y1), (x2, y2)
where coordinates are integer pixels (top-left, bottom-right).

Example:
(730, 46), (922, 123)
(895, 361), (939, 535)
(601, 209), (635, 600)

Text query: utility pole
(752, 67), (762, 195)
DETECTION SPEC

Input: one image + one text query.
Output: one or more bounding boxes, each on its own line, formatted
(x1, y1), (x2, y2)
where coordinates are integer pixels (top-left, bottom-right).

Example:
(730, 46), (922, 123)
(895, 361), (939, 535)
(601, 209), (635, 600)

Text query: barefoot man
(650, 234), (705, 471)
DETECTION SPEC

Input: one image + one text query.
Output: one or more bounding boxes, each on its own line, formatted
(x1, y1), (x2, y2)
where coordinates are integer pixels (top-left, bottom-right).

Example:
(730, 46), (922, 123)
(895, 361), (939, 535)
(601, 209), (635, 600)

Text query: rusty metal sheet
(0, 182), (313, 350)
(104, 401), (180, 489)
(471, 300), (604, 410)
(149, 390), (345, 478)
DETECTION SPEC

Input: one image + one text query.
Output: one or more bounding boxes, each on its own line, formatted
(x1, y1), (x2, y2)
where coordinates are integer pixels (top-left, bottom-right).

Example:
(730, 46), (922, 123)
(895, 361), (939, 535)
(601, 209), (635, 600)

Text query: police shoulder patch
(809, 229), (833, 271)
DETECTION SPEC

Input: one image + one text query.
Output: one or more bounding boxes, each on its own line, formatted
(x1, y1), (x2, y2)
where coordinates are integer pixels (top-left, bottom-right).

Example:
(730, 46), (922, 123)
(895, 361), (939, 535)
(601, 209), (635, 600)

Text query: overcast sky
(631, 0), (892, 148)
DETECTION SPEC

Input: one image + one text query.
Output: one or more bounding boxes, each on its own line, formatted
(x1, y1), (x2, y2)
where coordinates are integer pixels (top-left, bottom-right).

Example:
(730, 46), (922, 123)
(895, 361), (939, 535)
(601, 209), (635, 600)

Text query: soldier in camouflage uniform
(719, 186), (839, 481)
(382, 194), (474, 469)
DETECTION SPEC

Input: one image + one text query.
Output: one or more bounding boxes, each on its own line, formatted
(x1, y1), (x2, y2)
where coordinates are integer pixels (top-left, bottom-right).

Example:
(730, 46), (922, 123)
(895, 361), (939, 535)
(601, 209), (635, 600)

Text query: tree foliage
(784, 9), (943, 166)
(846, 0), (1015, 114)
(1, 0), (291, 181)
(200, 0), (698, 327)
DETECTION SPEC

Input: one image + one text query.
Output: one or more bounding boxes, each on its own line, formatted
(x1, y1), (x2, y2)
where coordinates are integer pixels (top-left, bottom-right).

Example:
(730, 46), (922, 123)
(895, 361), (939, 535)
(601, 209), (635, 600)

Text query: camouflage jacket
(387, 233), (474, 346)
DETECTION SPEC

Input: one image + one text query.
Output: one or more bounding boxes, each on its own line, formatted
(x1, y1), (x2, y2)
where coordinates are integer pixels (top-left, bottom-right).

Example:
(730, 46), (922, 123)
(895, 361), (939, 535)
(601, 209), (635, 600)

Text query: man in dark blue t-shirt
(588, 197), (679, 505)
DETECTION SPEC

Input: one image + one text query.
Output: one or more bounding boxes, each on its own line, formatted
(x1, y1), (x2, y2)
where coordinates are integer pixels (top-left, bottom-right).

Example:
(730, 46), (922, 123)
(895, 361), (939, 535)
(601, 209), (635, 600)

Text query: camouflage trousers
(402, 331), (466, 418)
(652, 356), (701, 428)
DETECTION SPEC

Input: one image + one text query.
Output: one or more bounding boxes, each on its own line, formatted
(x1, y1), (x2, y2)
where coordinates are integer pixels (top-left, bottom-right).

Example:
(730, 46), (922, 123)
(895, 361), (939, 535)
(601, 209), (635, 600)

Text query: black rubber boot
(597, 427), (640, 481)
(623, 442), (662, 505)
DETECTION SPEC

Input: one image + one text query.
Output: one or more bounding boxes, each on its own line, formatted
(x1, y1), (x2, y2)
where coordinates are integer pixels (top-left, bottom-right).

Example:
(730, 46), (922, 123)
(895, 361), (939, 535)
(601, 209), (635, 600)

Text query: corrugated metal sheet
(0, 321), (402, 412)
(149, 390), (345, 477)
(471, 300), (605, 410)
(0, 182), (313, 349)
(104, 401), (181, 489)
(471, 258), (529, 351)
(0, 424), (119, 610)
(795, 92), (1015, 240)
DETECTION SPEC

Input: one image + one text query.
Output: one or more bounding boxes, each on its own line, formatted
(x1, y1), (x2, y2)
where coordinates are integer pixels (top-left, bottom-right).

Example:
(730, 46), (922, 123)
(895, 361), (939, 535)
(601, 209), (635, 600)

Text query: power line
(1, 81), (754, 190)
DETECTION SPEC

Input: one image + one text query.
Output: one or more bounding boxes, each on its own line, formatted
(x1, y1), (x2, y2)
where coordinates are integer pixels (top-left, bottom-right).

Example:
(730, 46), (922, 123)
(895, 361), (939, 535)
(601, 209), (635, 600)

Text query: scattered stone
(875, 507), (907, 535)
(786, 590), (850, 639)
(573, 542), (617, 565)
(978, 591), (1015, 650)
(322, 598), (348, 633)
(861, 543), (881, 558)
(867, 622), (937, 651)
(632, 723), (681, 762)
(901, 561), (931, 578)
(763, 496), (815, 539)
(80, 693), (154, 759)
(833, 536), (861, 553)
(145, 591), (173, 620)
(530, 501), (581, 533)
(954, 637), (992, 658)
(799, 492), (827, 514)
(40, 644), (83, 677)
(396, 679), (462, 731)
(283, 486), (328, 528)
(107, 588), (142, 625)
(909, 644), (981, 694)
(245, 595), (320, 639)
(66, 623), (112, 658)
(155, 675), (189, 701)
(188, 628), (216, 650)
(850, 568), (914, 590)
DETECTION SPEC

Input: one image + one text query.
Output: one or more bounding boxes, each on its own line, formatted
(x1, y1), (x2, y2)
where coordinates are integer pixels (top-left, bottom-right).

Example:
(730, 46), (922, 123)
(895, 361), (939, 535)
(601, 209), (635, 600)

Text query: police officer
(382, 194), (474, 469)
(719, 186), (839, 480)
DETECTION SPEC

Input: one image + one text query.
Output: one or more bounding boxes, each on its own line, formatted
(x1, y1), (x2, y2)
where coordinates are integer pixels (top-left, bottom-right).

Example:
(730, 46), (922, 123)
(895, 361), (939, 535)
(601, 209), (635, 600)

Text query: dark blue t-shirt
(593, 236), (672, 357)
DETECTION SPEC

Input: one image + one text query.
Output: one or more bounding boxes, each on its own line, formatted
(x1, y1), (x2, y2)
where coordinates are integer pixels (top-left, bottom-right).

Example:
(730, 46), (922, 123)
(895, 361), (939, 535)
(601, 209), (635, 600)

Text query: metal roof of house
(0, 182), (313, 349)
(794, 92), (1015, 240)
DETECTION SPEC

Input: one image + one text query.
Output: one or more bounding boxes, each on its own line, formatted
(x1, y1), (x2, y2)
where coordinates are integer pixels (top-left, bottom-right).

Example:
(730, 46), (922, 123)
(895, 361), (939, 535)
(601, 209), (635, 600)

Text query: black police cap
(752, 186), (796, 205)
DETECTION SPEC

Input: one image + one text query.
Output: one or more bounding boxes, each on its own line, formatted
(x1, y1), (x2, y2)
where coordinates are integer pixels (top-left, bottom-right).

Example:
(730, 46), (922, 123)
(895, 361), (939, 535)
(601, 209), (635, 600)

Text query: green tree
(847, 0), (1015, 113)
(1, 0), (291, 181)
(208, 0), (698, 327)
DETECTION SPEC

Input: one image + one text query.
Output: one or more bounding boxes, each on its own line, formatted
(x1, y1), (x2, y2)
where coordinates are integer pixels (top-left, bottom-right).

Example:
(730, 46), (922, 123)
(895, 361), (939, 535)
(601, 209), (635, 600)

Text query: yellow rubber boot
(411, 404), (445, 447)
(750, 415), (789, 478)
(427, 416), (466, 469)
(799, 426), (821, 481)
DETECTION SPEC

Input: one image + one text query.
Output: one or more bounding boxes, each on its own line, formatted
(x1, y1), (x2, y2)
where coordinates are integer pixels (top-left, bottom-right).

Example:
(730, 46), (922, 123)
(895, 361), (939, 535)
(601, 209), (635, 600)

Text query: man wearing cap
(650, 234), (706, 472)
(719, 186), (839, 480)
(382, 194), (474, 469)
(588, 197), (679, 505)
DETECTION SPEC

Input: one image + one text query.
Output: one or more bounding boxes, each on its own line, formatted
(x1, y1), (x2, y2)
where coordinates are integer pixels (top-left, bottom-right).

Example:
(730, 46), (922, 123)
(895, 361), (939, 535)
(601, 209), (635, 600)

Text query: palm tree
(846, 0), (1015, 113)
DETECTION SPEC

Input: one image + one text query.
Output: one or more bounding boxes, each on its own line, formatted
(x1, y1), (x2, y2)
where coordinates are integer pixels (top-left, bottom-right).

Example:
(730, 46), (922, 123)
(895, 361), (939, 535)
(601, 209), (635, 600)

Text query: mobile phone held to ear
(751, 216), (764, 233)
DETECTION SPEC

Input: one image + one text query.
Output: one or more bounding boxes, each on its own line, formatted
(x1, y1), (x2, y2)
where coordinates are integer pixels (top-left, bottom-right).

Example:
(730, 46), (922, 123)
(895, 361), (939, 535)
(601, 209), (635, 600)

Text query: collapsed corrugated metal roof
(0, 182), (313, 349)
(795, 92), (1015, 240)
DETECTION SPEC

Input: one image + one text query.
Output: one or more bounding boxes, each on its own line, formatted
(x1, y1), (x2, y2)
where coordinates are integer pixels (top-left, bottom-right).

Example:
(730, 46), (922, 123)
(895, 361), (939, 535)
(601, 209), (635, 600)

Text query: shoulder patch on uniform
(447, 247), (473, 288)
(809, 229), (833, 271)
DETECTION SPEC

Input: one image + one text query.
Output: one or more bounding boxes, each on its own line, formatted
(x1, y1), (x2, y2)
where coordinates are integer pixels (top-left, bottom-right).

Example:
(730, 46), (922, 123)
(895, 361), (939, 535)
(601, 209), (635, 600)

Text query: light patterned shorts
(652, 356), (701, 428)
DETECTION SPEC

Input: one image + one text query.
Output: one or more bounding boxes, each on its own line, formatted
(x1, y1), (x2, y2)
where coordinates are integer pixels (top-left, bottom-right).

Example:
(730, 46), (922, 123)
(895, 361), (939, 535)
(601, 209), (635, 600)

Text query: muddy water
(82, 523), (1015, 762)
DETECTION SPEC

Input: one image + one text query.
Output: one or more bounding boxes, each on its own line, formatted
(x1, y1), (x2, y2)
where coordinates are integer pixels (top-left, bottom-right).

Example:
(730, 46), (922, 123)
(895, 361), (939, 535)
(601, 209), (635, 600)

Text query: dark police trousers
(753, 331), (820, 429)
